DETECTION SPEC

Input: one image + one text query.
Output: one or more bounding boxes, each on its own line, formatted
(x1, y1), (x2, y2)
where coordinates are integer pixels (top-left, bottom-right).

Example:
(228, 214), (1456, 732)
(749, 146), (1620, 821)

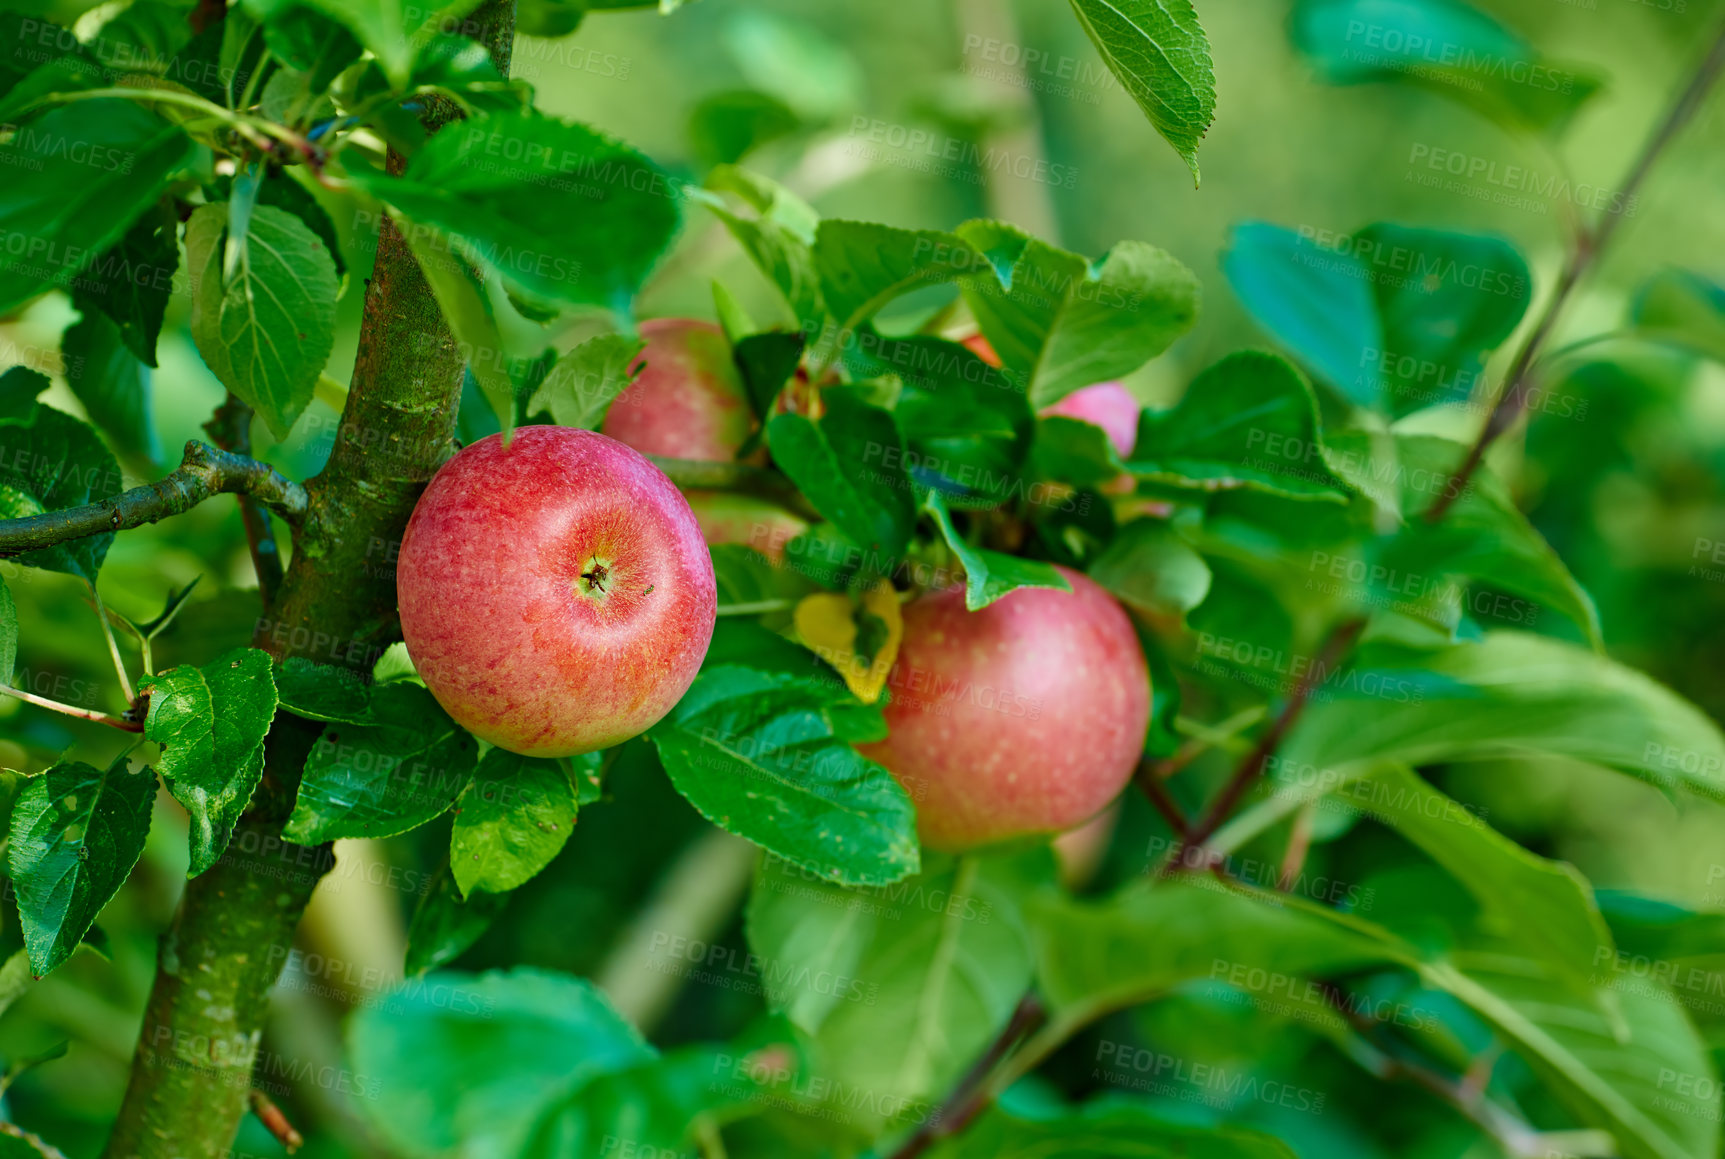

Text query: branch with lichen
(0, 440), (306, 559)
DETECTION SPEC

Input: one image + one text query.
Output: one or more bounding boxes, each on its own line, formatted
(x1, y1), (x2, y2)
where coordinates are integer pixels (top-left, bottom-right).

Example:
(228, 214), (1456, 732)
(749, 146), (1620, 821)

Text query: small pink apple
(397, 426), (717, 757)
(859, 566), (1150, 850)
(602, 318), (755, 461)
(1041, 382), (1140, 460)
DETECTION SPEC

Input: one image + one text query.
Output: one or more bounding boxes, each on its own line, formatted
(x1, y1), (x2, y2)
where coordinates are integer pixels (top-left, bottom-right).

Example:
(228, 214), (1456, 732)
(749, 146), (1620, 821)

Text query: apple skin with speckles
(396, 426), (717, 757)
(602, 318), (754, 461)
(858, 567), (1150, 850)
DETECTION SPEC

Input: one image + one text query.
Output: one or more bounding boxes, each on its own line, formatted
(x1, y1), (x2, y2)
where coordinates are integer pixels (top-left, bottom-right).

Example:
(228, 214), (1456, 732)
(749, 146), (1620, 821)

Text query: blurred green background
(3, 0), (1725, 1154)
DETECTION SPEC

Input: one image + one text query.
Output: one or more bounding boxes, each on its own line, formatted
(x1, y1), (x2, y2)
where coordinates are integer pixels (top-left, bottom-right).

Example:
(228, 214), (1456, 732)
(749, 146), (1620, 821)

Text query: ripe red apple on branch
(860, 566), (1151, 850)
(397, 426), (717, 757)
(603, 317), (807, 559)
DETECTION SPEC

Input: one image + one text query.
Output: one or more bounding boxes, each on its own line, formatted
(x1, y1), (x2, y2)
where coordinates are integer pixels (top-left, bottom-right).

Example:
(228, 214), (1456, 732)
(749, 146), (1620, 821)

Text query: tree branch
(885, 993), (1046, 1159)
(204, 395), (285, 603)
(101, 7), (517, 1159)
(1425, 16), (1725, 522)
(1162, 617), (1366, 876)
(0, 441), (306, 558)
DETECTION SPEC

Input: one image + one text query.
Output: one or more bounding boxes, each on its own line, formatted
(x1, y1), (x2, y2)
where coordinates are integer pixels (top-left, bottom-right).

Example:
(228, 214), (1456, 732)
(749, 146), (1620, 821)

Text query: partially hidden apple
(859, 566), (1150, 850)
(602, 317), (808, 555)
(397, 425), (717, 757)
(960, 331), (1140, 458)
(603, 317), (755, 461)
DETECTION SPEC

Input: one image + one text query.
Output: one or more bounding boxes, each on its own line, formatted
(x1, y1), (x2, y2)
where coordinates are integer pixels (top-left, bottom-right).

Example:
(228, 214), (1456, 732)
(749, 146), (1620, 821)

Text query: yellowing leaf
(793, 580), (902, 704)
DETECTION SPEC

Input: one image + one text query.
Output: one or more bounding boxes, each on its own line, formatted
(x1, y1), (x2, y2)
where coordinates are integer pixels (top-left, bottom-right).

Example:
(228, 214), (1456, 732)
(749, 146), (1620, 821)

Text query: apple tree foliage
(0, 0), (1721, 1157)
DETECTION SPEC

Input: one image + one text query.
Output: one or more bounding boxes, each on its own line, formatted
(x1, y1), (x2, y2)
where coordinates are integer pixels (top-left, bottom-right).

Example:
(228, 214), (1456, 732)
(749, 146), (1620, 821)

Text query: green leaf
(1431, 962), (1719, 1159)
(523, 1032), (803, 1158)
(142, 647), (278, 877)
(732, 330), (805, 421)
(348, 968), (653, 1159)
(1221, 223), (1382, 405)
(344, 111), (681, 316)
(273, 658), (374, 723)
(0, 100), (195, 313)
(451, 749), (578, 896)
(260, 5), (364, 92)
(405, 862), (510, 976)
(1130, 351), (1351, 500)
(7, 751), (155, 977)
(1066, 0), (1216, 183)
(688, 88), (801, 167)
(0, 368), (49, 422)
(285, 683), (481, 843)
(69, 205), (179, 368)
(242, 0), (485, 87)
(185, 203), (340, 439)
(62, 312), (160, 466)
(692, 165), (822, 326)
(652, 664), (919, 887)
(1290, 0), (1602, 135)
(1355, 765), (1618, 1015)
(1271, 631), (1725, 808)
(745, 852), (1045, 1122)
(813, 221), (991, 336)
(1352, 223), (1532, 414)
(1088, 519), (1211, 620)
(956, 224), (1199, 409)
(1030, 879), (1411, 1025)
(870, 334), (1034, 507)
(257, 170), (347, 278)
(0, 400), (124, 581)
(528, 333), (644, 430)
(1633, 269), (1725, 364)
(767, 389), (916, 557)
(923, 490), (1070, 611)
(0, 579), (13, 686)
(1335, 432), (1600, 642)
(933, 1101), (1298, 1158)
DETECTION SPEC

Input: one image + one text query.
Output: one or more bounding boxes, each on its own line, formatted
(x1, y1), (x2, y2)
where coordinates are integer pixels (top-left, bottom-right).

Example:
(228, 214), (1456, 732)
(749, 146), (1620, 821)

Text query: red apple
(859, 567), (1150, 850)
(602, 318), (754, 461)
(1042, 382), (1140, 460)
(396, 426), (717, 757)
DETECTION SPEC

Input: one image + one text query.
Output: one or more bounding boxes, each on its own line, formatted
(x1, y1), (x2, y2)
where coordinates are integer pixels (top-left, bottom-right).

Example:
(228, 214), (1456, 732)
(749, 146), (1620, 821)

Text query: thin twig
(247, 1091), (303, 1153)
(1316, 983), (1565, 1157)
(1164, 617), (1367, 875)
(886, 993), (1047, 1159)
(1426, 16), (1725, 521)
(1134, 760), (1190, 838)
(87, 583), (135, 705)
(204, 395), (285, 603)
(0, 683), (143, 732)
(1278, 801), (1318, 891)
(0, 441), (307, 559)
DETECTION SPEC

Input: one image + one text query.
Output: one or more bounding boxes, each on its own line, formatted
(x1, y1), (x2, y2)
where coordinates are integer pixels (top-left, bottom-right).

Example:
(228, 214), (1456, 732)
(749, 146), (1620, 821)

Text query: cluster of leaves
(3, 0), (1725, 1156)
